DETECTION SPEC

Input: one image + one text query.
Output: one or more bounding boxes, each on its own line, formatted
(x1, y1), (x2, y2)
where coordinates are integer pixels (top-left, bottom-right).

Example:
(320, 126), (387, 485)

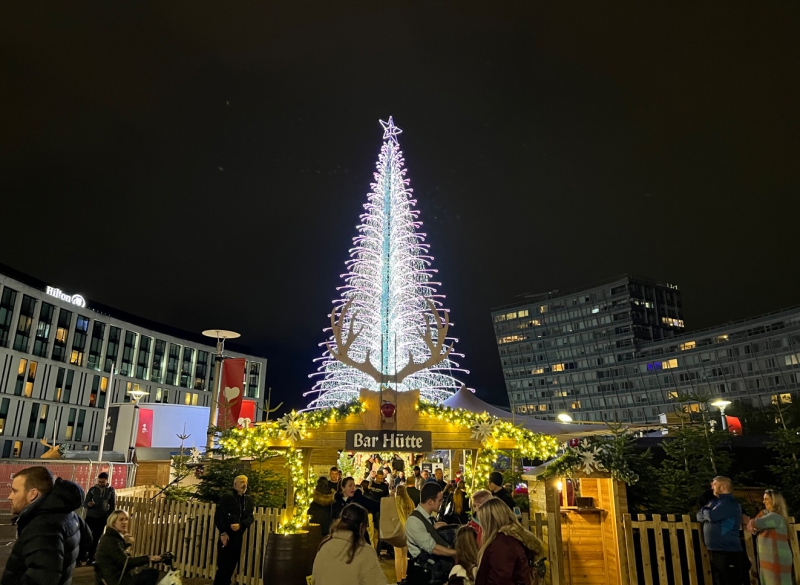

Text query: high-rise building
(0, 263), (267, 458)
(492, 275), (798, 422)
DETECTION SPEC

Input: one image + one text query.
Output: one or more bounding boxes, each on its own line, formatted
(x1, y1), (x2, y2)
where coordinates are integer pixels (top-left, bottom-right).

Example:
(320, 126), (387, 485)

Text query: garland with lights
(539, 435), (640, 485)
(418, 401), (561, 491)
(217, 401), (365, 533)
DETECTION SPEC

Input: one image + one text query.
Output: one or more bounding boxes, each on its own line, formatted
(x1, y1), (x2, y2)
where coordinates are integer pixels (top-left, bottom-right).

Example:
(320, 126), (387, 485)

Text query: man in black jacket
(488, 471), (516, 511)
(2, 466), (91, 585)
(84, 471), (116, 563)
(213, 475), (254, 585)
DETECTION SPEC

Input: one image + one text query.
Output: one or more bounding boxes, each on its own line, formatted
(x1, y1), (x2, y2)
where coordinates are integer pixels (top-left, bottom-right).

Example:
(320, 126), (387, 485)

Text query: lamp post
(711, 399), (732, 430)
(127, 385), (149, 463)
(202, 329), (241, 452)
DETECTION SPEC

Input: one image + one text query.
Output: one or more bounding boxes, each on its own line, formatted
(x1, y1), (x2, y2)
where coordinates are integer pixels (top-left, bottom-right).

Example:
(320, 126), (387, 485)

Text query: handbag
(379, 497), (407, 548)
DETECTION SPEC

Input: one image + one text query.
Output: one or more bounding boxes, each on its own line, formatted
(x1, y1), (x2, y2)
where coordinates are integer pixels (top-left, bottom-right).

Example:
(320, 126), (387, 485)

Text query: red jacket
(475, 532), (537, 585)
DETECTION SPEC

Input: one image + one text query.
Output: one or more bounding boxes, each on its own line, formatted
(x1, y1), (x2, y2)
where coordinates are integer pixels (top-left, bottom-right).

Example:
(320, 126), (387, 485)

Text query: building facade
(492, 275), (798, 423)
(0, 264), (267, 458)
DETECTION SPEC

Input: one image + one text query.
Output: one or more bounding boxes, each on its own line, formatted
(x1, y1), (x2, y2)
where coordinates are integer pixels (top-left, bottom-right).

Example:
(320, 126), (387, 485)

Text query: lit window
(192, 394), (198, 406)
(668, 391), (678, 400)
(680, 341), (696, 351)
(538, 404), (547, 411)
(571, 401), (581, 410)
(56, 328), (68, 343)
(498, 334), (525, 344)
(540, 305), (549, 314)
(552, 364), (565, 372)
(714, 335), (729, 343)
(785, 353), (800, 366)
(518, 309), (529, 318)
(663, 359), (678, 369)
(531, 367), (544, 375)
(184, 393), (192, 405)
(771, 394), (792, 405)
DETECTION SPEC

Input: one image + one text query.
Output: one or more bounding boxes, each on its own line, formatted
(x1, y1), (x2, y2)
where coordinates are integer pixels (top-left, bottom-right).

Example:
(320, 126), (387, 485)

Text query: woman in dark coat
(476, 499), (544, 585)
(308, 477), (336, 536)
(95, 510), (162, 585)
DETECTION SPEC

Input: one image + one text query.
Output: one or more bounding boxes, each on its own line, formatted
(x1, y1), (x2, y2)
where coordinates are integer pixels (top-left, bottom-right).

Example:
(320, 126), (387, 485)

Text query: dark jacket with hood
(493, 486), (517, 511)
(214, 489), (254, 541)
(94, 528), (150, 585)
(475, 523), (544, 585)
(84, 484), (116, 519)
(1, 478), (92, 585)
(307, 488), (336, 536)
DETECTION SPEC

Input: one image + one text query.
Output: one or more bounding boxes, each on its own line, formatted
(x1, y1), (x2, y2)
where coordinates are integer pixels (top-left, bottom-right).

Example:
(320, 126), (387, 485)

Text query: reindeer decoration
(39, 438), (62, 459)
(326, 297), (453, 429)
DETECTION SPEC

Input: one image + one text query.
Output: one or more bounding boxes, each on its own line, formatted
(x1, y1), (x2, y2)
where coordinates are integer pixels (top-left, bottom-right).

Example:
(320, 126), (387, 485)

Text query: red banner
(135, 408), (153, 447)
(725, 415), (743, 436)
(218, 358), (246, 430)
(239, 399), (256, 428)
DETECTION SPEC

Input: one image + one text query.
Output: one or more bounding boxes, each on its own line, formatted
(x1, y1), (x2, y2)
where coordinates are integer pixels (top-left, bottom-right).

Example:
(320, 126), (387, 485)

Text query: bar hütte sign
(345, 430), (431, 452)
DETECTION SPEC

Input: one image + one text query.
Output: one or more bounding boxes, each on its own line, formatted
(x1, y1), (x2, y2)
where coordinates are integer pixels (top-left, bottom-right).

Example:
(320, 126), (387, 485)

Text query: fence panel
(117, 495), (282, 584)
(623, 514), (800, 585)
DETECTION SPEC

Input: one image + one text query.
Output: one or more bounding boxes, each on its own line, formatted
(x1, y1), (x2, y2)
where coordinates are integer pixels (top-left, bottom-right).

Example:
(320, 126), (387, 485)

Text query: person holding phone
(213, 475), (254, 585)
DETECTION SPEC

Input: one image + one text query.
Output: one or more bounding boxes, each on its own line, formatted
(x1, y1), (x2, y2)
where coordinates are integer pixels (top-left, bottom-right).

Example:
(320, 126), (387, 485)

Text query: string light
(305, 117), (466, 409)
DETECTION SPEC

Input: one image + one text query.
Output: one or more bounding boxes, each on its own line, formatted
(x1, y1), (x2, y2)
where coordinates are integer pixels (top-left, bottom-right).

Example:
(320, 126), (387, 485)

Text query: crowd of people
(2, 464), (793, 585)
(308, 460), (545, 585)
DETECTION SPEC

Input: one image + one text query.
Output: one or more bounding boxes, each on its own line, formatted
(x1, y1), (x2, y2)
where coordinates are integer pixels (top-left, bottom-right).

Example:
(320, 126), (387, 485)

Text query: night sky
(2, 2), (799, 414)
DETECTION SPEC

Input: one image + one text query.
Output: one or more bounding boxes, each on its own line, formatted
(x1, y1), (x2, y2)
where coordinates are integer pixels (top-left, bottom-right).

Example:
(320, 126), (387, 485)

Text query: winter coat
(475, 524), (544, 585)
(493, 487), (517, 511)
(331, 490), (379, 522)
(696, 493), (743, 552)
(94, 528), (151, 585)
(84, 485), (116, 519)
(311, 531), (386, 585)
(214, 489), (254, 541)
(308, 488), (336, 536)
(1, 478), (92, 585)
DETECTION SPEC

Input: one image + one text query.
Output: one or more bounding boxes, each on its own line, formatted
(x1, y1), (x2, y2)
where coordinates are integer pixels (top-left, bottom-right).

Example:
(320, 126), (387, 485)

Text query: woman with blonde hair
(747, 489), (793, 585)
(475, 498), (544, 585)
(94, 510), (162, 585)
(394, 484), (415, 585)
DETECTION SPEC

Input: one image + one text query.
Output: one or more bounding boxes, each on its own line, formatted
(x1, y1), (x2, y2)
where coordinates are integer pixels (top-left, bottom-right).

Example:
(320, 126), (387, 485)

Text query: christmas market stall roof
(442, 387), (603, 439)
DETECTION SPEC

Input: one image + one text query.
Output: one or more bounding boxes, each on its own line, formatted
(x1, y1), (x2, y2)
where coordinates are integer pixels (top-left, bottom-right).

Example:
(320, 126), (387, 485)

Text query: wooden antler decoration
(40, 438), (62, 460)
(393, 298), (454, 383)
(327, 298), (453, 385)
(327, 300), (383, 383)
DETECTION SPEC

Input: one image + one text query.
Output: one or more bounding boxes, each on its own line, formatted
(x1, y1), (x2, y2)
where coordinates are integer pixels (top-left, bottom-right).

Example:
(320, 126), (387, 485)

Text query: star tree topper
(380, 116), (403, 144)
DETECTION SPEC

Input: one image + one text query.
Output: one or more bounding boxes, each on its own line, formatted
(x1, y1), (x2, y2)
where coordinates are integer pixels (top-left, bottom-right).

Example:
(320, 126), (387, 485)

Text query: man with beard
(2, 467), (91, 585)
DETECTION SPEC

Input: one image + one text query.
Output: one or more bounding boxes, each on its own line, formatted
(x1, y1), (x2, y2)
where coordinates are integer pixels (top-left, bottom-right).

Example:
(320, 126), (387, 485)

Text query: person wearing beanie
(487, 472), (515, 511)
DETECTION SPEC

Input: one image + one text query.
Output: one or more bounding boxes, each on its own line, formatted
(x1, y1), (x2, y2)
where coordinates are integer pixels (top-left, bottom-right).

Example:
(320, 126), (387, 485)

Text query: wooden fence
(117, 496), (282, 585)
(522, 511), (548, 541)
(623, 514), (800, 585)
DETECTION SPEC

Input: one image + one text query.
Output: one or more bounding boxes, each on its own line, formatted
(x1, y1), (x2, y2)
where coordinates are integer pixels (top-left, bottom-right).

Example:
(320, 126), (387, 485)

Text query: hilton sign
(345, 430), (431, 452)
(46, 287), (86, 308)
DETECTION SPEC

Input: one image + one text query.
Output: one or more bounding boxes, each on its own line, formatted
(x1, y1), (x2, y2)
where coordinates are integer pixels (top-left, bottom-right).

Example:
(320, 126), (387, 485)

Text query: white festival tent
(441, 386), (605, 440)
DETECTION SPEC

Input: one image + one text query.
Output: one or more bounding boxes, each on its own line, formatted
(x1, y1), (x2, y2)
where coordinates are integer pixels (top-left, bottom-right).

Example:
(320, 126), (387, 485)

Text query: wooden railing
(623, 513), (800, 585)
(117, 496), (282, 585)
(115, 485), (163, 499)
(521, 511), (548, 541)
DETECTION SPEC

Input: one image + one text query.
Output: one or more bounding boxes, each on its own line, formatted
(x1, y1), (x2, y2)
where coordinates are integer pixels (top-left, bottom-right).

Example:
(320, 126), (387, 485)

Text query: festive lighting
(305, 117), (466, 409)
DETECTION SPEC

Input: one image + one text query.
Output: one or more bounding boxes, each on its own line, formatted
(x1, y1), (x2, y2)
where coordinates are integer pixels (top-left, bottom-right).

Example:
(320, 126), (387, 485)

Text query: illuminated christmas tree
(306, 117), (466, 409)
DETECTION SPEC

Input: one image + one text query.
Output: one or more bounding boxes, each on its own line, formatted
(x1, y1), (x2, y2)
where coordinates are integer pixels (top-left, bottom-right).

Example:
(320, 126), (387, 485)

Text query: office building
(0, 263), (267, 458)
(492, 275), (798, 423)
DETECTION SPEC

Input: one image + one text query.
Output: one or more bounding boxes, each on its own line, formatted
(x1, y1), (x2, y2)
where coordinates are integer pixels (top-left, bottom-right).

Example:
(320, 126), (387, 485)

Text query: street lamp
(202, 329), (241, 451)
(711, 399), (732, 430)
(127, 385), (149, 463)
(557, 413), (573, 423)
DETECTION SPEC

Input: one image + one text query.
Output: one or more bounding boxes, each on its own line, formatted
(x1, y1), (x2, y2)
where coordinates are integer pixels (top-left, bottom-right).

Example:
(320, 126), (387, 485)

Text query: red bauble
(569, 438), (580, 448)
(380, 402), (396, 419)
